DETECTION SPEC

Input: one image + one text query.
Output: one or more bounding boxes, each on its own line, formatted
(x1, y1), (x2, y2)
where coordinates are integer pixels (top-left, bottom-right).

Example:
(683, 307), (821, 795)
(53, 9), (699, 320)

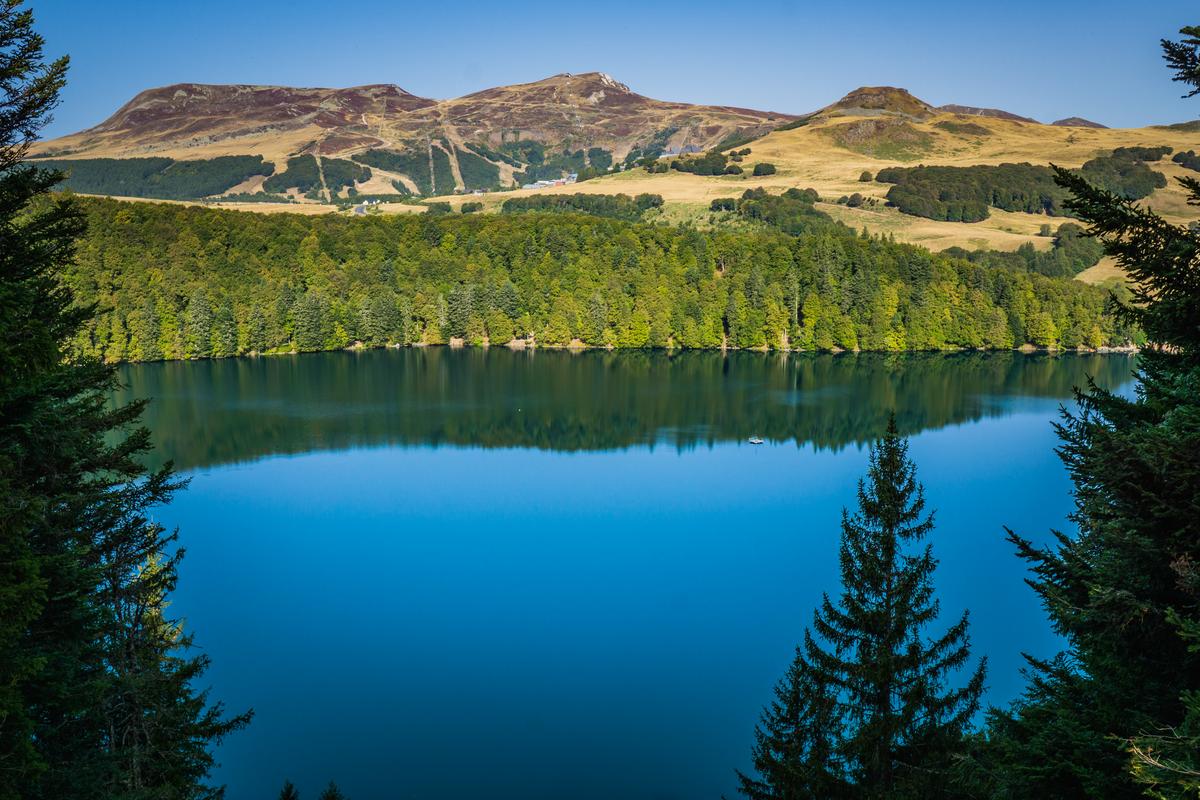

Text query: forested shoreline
(63, 194), (1135, 364)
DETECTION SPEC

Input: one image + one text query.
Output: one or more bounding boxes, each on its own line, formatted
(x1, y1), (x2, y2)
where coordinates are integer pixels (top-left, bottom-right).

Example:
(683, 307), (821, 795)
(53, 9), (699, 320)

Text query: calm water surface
(116, 349), (1137, 800)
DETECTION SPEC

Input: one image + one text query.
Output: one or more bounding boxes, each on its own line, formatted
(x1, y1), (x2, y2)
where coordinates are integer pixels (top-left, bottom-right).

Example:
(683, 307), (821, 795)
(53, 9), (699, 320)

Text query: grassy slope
(419, 113), (1198, 267)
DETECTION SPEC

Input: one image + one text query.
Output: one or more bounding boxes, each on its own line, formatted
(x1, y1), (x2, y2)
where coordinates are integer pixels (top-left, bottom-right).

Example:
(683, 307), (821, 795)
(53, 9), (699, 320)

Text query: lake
(115, 348), (1137, 800)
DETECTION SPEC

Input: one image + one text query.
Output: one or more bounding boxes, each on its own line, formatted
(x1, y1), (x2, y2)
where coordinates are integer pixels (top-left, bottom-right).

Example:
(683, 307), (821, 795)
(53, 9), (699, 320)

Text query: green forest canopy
(61, 194), (1135, 364)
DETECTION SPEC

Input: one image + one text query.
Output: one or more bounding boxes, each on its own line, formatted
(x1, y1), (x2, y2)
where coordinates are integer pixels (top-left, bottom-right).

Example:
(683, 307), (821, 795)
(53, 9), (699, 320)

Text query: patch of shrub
(1173, 149), (1200, 172)
(753, 162), (777, 176)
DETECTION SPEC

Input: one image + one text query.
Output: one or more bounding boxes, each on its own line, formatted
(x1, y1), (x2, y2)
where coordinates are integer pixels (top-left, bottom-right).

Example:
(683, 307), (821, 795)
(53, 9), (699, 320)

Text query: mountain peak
(1051, 116), (1107, 129)
(823, 86), (935, 119)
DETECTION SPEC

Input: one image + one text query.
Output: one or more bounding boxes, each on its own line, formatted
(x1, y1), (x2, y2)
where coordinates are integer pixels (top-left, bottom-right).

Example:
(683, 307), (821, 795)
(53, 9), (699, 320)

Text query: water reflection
(115, 349), (1136, 470)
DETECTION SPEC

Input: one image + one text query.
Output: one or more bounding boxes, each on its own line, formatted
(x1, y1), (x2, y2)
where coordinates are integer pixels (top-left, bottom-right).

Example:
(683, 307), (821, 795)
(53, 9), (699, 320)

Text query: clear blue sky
(32, 0), (1200, 138)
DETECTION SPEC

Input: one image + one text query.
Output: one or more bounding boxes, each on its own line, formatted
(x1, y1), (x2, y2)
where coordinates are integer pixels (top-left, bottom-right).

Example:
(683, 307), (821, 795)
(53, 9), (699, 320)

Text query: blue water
(119, 349), (1137, 799)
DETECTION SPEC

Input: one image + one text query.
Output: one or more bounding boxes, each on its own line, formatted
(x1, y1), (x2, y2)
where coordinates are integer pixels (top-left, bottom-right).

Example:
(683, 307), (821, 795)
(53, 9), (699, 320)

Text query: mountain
(936, 104), (1037, 123)
(1051, 116), (1108, 128)
(31, 72), (793, 198)
(819, 86), (935, 119)
(36, 83), (437, 159)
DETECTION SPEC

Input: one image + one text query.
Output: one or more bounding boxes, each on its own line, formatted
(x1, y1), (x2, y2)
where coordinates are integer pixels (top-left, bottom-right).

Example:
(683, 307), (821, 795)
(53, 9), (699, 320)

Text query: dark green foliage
(878, 163), (1067, 222)
(735, 187), (830, 236)
(464, 141), (522, 167)
(498, 140), (545, 165)
(977, 28), (1200, 799)
(846, 192), (865, 207)
(711, 197), (737, 211)
(424, 201), (451, 215)
(1162, 25), (1200, 96)
(878, 151), (1169, 222)
(515, 148), (587, 184)
(320, 157), (370, 195)
(212, 191), (295, 204)
(943, 222), (1105, 278)
(460, 201), (483, 214)
(739, 419), (985, 799)
(0, 5), (248, 798)
(32, 155), (273, 200)
(454, 146), (500, 190)
(263, 154), (321, 194)
(1079, 150), (1169, 198)
(586, 147), (612, 170)
(753, 162), (777, 176)
(500, 192), (661, 221)
(1173, 149), (1200, 171)
(351, 147), (432, 195)
(859, 170), (873, 182)
(431, 145), (455, 194)
(670, 150), (730, 176)
(317, 782), (345, 800)
(278, 780), (300, 800)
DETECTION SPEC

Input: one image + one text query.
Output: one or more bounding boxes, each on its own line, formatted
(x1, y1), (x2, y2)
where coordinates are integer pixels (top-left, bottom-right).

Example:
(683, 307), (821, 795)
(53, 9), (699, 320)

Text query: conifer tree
(981, 25), (1200, 800)
(278, 779), (300, 800)
(318, 781), (346, 800)
(739, 419), (985, 799)
(0, 3), (248, 797)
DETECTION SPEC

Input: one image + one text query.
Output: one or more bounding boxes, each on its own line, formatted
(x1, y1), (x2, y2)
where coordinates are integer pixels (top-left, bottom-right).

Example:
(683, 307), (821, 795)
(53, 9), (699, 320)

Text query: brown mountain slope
(37, 83), (437, 160)
(32, 72), (793, 172)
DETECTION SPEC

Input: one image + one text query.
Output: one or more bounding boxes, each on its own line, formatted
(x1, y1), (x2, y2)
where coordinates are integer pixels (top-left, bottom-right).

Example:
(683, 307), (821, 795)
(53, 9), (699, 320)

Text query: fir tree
(0, 4), (248, 797)
(278, 779), (300, 800)
(318, 781), (346, 800)
(739, 419), (985, 799)
(982, 25), (1200, 800)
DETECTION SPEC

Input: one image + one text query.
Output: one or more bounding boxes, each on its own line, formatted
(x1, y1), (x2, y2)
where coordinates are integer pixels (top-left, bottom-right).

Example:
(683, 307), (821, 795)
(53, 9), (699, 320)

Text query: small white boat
(748, 436), (764, 445)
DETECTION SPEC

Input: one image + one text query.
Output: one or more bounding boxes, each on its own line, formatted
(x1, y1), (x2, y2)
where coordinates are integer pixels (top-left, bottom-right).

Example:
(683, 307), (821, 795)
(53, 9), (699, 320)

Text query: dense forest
(60, 193), (1134, 363)
(943, 221), (1106, 277)
(29, 154), (275, 199)
(877, 147), (1171, 221)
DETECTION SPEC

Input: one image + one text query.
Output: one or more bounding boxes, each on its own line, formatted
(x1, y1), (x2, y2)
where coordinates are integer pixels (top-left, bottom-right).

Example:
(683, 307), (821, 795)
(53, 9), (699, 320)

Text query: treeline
(877, 147), (1170, 221)
(944, 221), (1105, 277)
(59, 194), (1134, 364)
(500, 192), (663, 221)
(30, 155), (274, 199)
